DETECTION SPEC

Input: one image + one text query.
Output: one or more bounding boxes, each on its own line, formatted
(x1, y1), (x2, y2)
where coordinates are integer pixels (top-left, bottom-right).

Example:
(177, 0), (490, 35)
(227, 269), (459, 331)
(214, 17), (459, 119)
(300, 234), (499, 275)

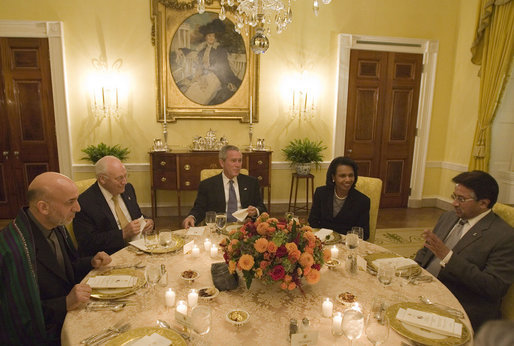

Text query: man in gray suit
(415, 170), (514, 331)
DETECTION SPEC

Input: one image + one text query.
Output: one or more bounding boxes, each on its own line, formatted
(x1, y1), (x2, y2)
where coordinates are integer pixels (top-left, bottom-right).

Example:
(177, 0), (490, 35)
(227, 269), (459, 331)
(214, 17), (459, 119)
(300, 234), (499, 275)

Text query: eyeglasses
(102, 173), (128, 183)
(450, 193), (476, 203)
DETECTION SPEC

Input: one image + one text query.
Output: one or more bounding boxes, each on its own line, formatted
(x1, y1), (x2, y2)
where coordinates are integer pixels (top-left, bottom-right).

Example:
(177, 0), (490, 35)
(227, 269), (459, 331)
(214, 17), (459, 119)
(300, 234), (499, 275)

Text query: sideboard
(149, 150), (272, 219)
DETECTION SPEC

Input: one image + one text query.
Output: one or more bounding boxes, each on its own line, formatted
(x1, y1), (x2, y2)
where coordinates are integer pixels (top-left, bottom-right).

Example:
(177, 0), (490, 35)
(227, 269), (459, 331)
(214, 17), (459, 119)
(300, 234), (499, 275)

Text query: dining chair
(66, 178), (97, 248)
(492, 202), (514, 320)
(354, 176), (383, 244)
(200, 168), (249, 181)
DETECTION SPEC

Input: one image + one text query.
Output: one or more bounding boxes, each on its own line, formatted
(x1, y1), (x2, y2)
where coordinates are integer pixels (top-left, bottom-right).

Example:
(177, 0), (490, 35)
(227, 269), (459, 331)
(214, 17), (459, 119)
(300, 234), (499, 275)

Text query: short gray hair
(95, 155), (118, 177)
(219, 145), (240, 160)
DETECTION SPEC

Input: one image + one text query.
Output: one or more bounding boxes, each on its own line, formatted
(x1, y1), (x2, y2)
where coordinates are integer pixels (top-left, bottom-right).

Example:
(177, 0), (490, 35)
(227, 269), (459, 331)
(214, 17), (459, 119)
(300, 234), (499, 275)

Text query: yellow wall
(0, 0), (482, 210)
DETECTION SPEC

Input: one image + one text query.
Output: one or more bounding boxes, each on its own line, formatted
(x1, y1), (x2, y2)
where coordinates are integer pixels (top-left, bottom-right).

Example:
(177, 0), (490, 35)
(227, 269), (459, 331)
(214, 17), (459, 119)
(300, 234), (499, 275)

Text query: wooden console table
(149, 150), (272, 219)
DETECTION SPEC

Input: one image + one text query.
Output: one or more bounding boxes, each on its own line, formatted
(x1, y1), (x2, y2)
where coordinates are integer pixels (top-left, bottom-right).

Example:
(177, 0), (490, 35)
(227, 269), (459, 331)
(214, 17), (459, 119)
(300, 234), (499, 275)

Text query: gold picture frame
(151, 0), (259, 122)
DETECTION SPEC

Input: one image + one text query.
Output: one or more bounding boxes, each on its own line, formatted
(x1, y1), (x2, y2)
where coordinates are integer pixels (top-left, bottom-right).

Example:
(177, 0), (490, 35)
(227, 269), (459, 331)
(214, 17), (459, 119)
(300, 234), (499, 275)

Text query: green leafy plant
(282, 138), (326, 168)
(81, 142), (130, 163)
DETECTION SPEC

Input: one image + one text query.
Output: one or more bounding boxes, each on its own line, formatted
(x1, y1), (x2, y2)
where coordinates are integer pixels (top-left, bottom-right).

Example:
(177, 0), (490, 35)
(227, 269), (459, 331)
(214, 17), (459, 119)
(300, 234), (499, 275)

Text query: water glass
(145, 264), (161, 291)
(215, 213), (227, 233)
(366, 313), (389, 345)
(159, 229), (173, 248)
(144, 228), (159, 250)
(205, 211), (216, 233)
(346, 232), (359, 251)
(377, 263), (395, 289)
(342, 308), (364, 345)
(191, 305), (212, 336)
(351, 227), (364, 239)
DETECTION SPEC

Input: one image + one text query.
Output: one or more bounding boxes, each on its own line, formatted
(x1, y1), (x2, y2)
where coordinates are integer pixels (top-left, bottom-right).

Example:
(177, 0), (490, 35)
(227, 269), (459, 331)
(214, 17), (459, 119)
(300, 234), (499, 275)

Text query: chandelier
(196, 0), (332, 54)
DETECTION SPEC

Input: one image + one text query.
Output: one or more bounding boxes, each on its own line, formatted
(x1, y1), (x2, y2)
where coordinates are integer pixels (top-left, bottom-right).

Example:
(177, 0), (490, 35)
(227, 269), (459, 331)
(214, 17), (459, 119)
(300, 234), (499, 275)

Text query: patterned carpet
(374, 228), (426, 259)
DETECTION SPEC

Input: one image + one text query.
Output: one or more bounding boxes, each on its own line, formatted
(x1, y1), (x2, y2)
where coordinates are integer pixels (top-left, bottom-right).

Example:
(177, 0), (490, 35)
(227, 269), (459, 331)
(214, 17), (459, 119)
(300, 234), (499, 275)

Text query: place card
(183, 240), (195, 255)
(291, 331), (318, 346)
(186, 227), (205, 236)
(396, 307), (462, 338)
(87, 275), (137, 288)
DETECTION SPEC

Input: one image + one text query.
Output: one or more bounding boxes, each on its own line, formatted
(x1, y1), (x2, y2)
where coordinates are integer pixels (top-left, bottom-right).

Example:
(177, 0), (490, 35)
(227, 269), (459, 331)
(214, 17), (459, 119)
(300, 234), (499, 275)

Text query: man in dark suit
(74, 156), (154, 256)
(1, 172), (111, 344)
(182, 145), (266, 228)
(415, 170), (514, 331)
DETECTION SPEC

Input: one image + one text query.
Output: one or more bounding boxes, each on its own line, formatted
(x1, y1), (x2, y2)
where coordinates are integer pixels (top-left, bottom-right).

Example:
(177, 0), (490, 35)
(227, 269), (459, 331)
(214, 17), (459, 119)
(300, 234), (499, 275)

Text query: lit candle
(249, 95), (253, 124)
(165, 288), (176, 307)
(192, 245), (200, 258)
(332, 312), (343, 335)
(176, 300), (187, 315)
(210, 245), (218, 258)
(322, 298), (333, 318)
(330, 245), (339, 259)
(204, 238), (212, 252)
(188, 289), (198, 308)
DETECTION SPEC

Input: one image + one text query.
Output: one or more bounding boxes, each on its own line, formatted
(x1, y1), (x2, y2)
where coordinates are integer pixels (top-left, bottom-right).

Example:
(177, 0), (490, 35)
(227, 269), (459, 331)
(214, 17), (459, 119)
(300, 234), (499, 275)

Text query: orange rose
(228, 228), (238, 235)
(260, 260), (270, 269)
(303, 266), (312, 276)
(304, 247), (314, 255)
(228, 260), (236, 274)
(285, 242), (298, 253)
(280, 282), (288, 290)
(303, 231), (315, 242)
(306, 269), (320, 284)
(299, 252), (314, 268)
(267, 241), (278, 253)
(238, 254), (255, 271)
(301, 225), (314, 233)
(288, 282), (297, 290)
(289, 249), (301, 262)
(257, 222), (269, 235)
(284, 275), (292, 283)
(231, 239), (239, 245)
(323, 248), (332, 261)
(254, 237), (268, 253)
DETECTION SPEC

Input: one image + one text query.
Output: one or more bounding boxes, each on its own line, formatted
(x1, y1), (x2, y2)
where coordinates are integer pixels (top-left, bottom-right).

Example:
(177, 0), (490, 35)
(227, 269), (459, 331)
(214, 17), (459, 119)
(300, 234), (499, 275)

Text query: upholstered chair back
(493, 202), (514, 320)
(66, 178), (97, 248)
(354, 176), (383, 243)
(200, 168), (249, 181)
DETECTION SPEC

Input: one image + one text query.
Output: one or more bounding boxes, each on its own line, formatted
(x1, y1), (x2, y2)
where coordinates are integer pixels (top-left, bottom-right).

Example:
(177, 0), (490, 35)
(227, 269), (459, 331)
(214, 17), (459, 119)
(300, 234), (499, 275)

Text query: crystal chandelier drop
(196, 0), (332, 54)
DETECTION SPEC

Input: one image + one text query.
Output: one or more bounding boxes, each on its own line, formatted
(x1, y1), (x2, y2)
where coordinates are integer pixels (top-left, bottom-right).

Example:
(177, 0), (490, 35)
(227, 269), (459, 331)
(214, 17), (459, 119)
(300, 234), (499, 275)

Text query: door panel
(345, 50), (422, 208)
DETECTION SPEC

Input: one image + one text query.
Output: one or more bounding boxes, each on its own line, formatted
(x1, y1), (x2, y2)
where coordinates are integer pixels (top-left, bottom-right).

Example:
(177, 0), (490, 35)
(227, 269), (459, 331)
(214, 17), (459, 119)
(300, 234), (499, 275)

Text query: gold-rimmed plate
(223, 223), (244, 236)
(386, 302), (470, 346)
(312, 229), (342, 245)
(130, 234), (185, 254)
(88, 268), (145, 300)
(364, 252), (421, 277)
(104, 327), (187, 346)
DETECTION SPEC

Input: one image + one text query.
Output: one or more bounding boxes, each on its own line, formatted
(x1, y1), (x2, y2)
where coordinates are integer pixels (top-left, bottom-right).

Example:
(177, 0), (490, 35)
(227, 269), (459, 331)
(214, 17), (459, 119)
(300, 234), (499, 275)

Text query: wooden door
(345, 49), (422, 208)
(0, 37), (59, 218)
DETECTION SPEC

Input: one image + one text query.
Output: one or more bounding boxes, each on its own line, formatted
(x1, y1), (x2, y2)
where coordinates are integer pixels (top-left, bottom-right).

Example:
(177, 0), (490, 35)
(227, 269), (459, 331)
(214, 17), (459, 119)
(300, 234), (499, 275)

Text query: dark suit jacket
(187, 173), (266, 224)
(308, 185), (370, 240)
(414, 210), (514, 331)
(73, 182), (144, 256)
(24, 209), (92, 343)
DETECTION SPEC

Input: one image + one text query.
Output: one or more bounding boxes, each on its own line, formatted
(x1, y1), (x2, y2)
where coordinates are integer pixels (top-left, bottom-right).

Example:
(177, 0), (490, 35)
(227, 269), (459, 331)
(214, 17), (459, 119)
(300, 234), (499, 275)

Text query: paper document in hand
(396, 307), (462, 338)
(231, 208), (248, 222)
(87, 275), (137, 288)
(137, 216), (146, 233)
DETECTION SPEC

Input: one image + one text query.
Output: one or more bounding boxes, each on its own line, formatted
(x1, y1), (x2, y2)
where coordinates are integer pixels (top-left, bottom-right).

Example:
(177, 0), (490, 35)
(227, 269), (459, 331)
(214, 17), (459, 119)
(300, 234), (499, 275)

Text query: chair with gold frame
(354, 176), (383, 243)
(200, 168), (249, 181)
(66, 178), (97, 248)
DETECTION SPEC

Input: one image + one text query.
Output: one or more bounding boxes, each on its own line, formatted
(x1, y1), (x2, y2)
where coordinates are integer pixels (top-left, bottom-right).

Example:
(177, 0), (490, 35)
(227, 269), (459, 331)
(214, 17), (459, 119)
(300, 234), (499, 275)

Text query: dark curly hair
(325, 156), (359, 189)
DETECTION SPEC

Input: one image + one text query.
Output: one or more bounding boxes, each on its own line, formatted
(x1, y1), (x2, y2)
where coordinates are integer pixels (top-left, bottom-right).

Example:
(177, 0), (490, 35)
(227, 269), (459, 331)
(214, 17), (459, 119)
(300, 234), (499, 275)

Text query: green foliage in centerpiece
(220, 213), (331, 292)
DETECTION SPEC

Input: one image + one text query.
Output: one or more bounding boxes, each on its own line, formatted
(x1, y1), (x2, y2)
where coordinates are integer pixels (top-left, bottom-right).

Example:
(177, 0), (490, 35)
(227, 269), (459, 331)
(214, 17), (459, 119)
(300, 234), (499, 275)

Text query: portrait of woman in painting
(169, 13), (246, 106)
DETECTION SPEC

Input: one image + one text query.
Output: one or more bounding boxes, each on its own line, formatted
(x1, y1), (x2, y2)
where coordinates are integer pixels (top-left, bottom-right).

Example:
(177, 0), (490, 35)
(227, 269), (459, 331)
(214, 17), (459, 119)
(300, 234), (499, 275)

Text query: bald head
(27, 172), (80, 229)
(95, 156), (128, 196)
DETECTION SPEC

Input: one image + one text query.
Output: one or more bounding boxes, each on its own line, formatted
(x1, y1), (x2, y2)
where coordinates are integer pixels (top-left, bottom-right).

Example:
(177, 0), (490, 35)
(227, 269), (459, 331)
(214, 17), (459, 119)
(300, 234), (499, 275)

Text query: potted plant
(81, 142), (130, 164)
(282, 138), (326, 175)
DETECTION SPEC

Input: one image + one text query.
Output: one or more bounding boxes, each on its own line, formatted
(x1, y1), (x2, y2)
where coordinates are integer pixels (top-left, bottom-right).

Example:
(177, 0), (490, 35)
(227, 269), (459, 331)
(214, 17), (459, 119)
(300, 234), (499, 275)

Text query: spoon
(88, 303), (125, 312)
(156, 320), (190, 340)
(418, 296), (464, 318)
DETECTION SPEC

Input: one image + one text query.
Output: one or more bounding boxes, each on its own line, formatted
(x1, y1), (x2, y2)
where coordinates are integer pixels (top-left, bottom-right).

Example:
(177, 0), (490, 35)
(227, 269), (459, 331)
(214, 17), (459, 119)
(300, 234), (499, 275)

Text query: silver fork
(88, 323), (130, 345)
(80, 320), (125, 344)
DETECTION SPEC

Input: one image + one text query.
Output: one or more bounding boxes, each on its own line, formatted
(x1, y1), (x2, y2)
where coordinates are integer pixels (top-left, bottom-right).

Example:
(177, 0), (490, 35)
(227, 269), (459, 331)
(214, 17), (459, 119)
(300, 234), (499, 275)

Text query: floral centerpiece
(220, 212), (331, 292)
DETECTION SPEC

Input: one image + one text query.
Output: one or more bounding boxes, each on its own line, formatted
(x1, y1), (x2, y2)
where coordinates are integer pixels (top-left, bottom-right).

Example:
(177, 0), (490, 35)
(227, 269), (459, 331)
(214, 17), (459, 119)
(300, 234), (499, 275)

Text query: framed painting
(151, 0), (259, 122)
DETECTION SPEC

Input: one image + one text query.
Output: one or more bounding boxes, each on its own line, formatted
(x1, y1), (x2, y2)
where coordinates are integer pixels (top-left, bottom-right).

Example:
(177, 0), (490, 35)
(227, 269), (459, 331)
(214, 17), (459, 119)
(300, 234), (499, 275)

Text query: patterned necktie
(227, 180), (237, 222)
(112, 195), (129, 229)
(425, 219), (467, 277)
(49, 229), (66, 275)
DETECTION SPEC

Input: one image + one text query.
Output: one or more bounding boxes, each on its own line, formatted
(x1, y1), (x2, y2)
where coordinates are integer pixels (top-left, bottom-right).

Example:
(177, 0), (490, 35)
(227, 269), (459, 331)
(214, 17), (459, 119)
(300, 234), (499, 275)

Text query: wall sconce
(88, 58), (127, 119)
(286, 71), (319, 121)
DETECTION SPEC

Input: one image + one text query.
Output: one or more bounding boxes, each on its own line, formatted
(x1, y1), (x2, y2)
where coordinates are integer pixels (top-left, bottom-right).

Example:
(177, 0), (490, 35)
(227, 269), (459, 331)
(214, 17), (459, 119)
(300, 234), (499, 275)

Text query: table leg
(294, 174), (299, 212)
(288, 174), (295, 212)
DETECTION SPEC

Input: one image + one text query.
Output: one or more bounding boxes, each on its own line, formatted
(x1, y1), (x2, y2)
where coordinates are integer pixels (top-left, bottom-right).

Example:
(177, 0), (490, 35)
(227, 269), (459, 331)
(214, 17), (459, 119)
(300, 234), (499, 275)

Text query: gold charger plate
(386, 302), (470, 346)
(146, 234), (185, 254)
(89, 268), (145, 300)
(104, 327), (187, 346)
(363, 252), (421, 277)
(312, 229), (342, 245)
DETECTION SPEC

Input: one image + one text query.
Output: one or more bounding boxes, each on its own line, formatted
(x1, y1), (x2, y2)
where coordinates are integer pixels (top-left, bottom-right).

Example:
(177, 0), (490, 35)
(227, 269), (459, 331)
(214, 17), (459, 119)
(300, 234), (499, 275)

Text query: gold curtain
(469, 0), (514, 171)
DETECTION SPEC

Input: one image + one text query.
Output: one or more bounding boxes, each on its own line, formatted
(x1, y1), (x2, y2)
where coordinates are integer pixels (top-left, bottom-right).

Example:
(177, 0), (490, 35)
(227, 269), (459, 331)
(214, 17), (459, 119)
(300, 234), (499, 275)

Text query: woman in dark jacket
(308, 157), (370, 240)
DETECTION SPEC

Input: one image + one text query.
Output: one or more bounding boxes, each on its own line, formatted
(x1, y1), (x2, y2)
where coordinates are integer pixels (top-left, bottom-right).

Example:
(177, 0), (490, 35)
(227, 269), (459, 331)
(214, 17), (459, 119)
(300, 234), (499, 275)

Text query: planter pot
(295, 163), (312, 176)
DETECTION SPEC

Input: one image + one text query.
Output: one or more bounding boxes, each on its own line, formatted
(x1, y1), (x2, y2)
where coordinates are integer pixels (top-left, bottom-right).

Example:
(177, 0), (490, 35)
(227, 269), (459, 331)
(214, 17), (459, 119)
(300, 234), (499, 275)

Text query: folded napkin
(130, 332), (171, 346)
(396, 307), (462, 338)
(129, 238), (148, 251)
(87, 275), (137, 289)
(314, 228), (333, 241)
(186, 226), (205, 236)
(231, 208), (248, 222)
(372, 257), (418, 270)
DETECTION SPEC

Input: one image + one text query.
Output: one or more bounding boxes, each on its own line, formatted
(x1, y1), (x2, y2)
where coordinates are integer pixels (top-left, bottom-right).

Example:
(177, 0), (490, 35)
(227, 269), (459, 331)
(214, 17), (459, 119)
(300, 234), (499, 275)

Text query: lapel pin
(244, 187), (248, 191)
(128, 196), (132, 200)
(473, 232), (477, 236)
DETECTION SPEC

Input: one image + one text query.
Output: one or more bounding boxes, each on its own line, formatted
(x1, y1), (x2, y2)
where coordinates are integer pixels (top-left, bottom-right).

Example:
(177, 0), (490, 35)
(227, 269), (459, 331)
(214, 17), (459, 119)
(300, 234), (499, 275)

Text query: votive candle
(332, 312), (343, 336)
(165, 288), (176, 307)
(188, 289), (198, 308)
(204, 238), (212, 252)
(176, 300), (187, 315)
(210, 245), (218, 258)
(322, 298), (333, 318)
(192, 245), (200, 258)
(330, 245), (339, 259)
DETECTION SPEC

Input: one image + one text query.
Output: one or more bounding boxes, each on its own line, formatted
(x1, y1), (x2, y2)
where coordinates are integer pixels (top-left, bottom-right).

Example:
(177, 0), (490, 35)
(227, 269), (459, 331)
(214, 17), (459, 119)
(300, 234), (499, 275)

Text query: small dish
(180, 270), (199, 283)
(226, 309), (250, 326)
(325, 259), (341, 269)
(336, 291), (357, 305)
(198, 286), (220, 300)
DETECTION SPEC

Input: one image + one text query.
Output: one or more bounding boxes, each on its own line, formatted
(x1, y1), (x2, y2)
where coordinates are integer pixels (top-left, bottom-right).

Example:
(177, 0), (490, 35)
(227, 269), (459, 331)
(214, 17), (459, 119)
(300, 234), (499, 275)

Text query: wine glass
(351, 227), (364, 240)
(190, 305), (212, 341)
(342, 308), (365, 345)
(215, 213), (227, 234)
(366, 312), (389, 345)
(377, 263), (395, 292)
(346, 232), (359, 251)
(159, 229), (173, 248)
(205, 211), (216, 233)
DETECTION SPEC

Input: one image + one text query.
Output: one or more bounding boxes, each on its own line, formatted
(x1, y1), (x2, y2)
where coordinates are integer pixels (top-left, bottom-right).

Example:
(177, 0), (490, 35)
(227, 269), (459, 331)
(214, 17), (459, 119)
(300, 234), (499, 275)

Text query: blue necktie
(227, 180), (237, 222)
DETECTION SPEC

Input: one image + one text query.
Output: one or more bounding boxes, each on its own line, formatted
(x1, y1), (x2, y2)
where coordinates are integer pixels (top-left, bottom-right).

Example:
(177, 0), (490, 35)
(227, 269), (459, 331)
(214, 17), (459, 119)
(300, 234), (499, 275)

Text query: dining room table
(61, 225), (473, 345)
